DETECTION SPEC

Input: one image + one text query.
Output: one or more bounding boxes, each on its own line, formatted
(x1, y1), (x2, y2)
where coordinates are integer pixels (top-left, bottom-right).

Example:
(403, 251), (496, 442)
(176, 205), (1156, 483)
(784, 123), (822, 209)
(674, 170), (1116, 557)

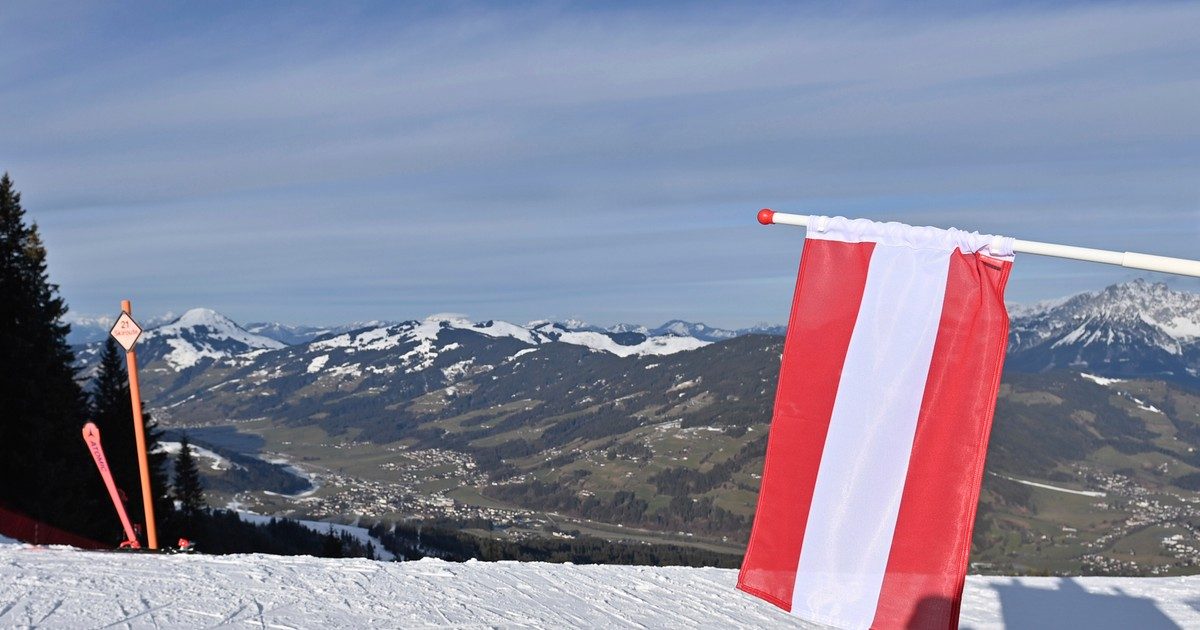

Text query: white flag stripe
(789, 244), (951, 628)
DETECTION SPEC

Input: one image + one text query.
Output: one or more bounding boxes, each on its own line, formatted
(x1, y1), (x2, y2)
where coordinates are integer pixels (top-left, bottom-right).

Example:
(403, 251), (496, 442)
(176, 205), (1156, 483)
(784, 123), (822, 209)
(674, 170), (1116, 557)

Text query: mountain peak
(172, 307), (238, 329)
(1100, 278), (1168, 297)
(142, 308), (287, 370)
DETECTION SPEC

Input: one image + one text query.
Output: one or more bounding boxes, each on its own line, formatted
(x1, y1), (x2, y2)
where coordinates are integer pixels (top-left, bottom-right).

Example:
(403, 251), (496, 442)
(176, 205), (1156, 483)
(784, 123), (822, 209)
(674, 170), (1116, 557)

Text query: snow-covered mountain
(1007, 280), (1200, 382)
(70, 280), (1200, 385)
(309, 314), (712, 365)
(73, 310), (773, 396)
(79, 311), (720, 414)
(154, 312), (715, 372)
(130, 311), (769, 433)
(137, 308), (287, 371)
(245, 320), (397, 345)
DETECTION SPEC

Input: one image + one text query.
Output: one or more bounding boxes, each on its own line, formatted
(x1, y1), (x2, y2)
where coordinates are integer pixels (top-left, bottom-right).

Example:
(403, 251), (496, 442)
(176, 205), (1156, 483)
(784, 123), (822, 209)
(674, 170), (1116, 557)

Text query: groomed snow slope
(1, 544), (1197, 628)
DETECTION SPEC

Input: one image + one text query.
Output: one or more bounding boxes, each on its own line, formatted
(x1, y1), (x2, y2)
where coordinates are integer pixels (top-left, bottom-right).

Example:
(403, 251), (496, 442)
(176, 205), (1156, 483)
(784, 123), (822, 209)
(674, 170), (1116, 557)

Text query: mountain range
(69, 312), (785, 348)
(65, 279), (1200, 575)
(71, 278), (1200, 387)
(1007, 279), (1200, 382)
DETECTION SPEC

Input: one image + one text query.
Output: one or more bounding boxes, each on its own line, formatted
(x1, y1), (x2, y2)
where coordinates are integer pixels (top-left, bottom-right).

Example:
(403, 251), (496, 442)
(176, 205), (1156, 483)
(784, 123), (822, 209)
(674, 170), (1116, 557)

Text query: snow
(1081, 373), (1127, 386)
(311, 325), (409, 353)
(450, 315), (710, 357)
(302, 315), (711, 378)
(1051, 324), (1089, 348)
(327, 363), (363, 378)
(1131, 397), (1163, 414)
(157, 442), (237, 471)
(0, 544), (1197, 628)
(554, 330), (710, 357)
(1160, 315), (1200, 342)
(160, 338), (225, 371)
(441, 359), (474, 381)
(469, 319), (541, 345)
(306, 354), (330, 373)
(350, 326), (398, 350)
(1077, 374), (1164, 413)
(399, 320), (443, 372)
(992, 473), (1106, 498)
(310, 332), (354, 350)
(668, 377), (701, 392)
(1013, 281), (1200, 359)
(508, 348), (539, 361)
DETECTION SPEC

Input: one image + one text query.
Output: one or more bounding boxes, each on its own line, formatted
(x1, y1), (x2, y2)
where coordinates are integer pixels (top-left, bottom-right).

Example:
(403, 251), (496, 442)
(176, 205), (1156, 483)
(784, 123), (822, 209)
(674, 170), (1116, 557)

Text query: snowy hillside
(1, 543), (1198, 628)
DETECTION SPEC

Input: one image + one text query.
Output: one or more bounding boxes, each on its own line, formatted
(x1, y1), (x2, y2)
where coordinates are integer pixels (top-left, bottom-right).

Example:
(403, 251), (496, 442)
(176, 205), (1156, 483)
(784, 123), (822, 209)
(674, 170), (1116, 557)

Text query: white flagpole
(757, 209), (1200, 278)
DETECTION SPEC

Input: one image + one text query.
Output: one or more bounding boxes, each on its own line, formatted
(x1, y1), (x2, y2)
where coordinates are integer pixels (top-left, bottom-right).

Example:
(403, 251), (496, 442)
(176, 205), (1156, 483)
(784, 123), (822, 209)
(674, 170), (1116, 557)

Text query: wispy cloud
(2, 2), (1197, 326)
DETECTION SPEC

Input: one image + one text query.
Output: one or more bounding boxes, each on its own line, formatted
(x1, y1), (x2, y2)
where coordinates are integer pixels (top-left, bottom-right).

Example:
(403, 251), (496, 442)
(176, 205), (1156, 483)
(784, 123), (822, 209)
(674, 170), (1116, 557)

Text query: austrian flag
(738, 216), (1015, 630)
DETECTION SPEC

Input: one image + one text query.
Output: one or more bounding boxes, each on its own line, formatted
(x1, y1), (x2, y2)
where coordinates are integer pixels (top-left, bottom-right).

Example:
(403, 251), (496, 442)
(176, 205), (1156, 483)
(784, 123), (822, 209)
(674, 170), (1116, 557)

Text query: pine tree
(0, 173), (100, 537)
(173, 435), (206, 518)
(89, 337), (173, 541)
(321, 526), (344, 558)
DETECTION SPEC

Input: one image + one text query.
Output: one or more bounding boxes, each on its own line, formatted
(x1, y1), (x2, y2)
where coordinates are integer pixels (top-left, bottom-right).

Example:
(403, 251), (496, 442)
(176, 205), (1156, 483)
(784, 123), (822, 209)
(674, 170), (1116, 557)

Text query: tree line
(369, 518), (741, 568)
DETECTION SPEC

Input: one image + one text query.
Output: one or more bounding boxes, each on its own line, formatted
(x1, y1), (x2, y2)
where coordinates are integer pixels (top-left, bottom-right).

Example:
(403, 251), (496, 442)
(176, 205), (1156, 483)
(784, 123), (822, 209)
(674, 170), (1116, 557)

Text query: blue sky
(2, 1), (1197, 328)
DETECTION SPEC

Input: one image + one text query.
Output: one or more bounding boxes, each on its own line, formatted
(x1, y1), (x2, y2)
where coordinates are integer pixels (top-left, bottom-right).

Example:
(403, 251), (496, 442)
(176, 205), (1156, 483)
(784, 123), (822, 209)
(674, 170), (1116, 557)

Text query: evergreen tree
(173, 435), (206, 518)
(321, 526), (344, 558)
(0, 173), (100, 537)
(89, 337), (173, 542)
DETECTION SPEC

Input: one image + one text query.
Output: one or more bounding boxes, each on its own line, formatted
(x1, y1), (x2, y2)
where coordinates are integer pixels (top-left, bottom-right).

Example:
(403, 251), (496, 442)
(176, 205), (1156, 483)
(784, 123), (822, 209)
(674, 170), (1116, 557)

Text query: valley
(72, 279), (1200, 575)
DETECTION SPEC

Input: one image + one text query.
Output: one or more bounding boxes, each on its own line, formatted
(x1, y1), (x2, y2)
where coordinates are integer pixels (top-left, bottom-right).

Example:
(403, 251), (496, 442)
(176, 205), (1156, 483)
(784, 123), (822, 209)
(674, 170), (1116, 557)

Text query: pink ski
(82, 423), (141, 549)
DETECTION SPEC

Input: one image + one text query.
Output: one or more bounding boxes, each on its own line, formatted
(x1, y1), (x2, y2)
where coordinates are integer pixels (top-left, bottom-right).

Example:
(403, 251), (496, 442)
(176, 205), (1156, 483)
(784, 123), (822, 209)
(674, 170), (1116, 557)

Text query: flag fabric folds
(737, 216), (1015, 630)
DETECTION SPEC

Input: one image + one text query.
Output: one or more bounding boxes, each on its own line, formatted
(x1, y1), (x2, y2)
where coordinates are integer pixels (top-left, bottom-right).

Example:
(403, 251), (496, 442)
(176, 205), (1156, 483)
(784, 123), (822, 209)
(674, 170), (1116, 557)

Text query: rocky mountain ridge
(1007, 279), (1200, 382)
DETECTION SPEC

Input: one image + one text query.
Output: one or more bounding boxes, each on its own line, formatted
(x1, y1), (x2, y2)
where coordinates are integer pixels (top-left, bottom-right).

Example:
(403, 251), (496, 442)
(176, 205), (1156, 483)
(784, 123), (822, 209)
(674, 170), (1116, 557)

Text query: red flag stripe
(736, 239), (875, 610)
(870, 252), (1012, 630)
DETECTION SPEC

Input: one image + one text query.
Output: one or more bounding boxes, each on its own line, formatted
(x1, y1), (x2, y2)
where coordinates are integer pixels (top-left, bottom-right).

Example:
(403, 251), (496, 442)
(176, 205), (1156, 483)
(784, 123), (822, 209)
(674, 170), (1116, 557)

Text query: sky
(2, 1), (1197, 329)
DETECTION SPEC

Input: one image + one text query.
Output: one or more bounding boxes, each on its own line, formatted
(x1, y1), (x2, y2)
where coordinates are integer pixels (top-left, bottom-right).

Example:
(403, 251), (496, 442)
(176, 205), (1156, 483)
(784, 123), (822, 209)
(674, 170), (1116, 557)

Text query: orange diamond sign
(109, 312), (143, 351)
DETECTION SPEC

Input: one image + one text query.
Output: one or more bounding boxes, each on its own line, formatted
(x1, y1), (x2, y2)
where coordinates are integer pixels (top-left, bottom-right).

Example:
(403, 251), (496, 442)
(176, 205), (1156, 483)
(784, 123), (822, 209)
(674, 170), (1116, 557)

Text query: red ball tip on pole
(757, 208), (775, 225)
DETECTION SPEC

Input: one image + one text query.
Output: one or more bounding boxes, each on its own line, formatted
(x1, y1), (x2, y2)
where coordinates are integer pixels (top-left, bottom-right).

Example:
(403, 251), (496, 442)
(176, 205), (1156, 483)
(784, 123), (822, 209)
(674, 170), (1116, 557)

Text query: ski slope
(1, 542), (1198, 628)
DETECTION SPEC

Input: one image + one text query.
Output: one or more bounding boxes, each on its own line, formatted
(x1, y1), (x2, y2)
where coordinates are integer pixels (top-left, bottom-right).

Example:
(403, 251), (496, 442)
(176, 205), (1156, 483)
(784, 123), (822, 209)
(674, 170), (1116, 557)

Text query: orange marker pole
(122, 300), (158, 549)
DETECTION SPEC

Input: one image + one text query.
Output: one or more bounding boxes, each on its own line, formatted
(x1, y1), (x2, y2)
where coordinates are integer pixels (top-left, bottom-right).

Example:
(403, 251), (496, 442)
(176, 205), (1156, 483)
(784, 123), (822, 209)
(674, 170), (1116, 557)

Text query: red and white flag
(737, 216), (1014, 630)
